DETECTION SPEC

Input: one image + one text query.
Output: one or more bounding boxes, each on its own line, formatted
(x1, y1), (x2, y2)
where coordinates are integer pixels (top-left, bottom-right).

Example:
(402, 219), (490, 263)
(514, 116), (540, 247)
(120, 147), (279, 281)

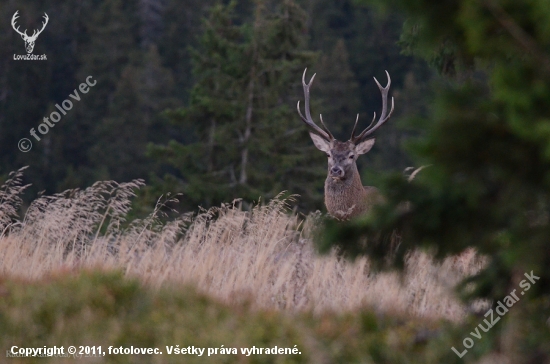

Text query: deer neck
(324, 164), (367, 219)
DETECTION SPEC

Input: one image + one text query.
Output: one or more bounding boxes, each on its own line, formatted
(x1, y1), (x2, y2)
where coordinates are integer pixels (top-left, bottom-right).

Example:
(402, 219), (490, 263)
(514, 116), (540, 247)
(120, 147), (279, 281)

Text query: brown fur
(319, 140), (383, 220)
(298, 69), (394, 220)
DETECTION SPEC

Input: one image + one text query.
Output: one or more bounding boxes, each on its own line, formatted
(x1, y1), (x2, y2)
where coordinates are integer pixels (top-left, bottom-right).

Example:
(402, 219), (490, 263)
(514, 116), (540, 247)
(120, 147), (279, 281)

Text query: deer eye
(326, 153), (331, 158)
(349, 155), (354, 159)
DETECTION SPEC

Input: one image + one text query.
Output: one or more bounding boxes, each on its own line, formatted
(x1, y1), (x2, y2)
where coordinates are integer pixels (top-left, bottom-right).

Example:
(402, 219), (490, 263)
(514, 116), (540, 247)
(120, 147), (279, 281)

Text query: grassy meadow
(0, 169), (489, 363)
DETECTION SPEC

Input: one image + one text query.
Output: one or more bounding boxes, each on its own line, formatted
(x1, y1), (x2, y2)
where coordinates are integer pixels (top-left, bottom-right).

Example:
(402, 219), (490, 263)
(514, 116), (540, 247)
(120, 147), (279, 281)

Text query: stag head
(12, 11), (49, 54)
(297, 69), (394, 182)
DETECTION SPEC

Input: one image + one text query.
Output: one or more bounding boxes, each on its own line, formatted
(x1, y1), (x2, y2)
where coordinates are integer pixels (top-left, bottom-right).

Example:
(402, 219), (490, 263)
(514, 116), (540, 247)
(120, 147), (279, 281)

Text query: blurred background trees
(323, 0), (550, 361)
(147, 0), (323, 211)
(3, 0), (550, 360)
(0, 0), (429, 212)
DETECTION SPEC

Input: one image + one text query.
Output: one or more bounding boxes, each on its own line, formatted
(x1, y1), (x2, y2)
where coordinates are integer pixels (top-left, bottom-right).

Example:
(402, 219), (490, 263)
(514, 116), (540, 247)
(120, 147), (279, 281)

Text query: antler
(297, 68), (334, 141)
(11, 11), (27, 38)
(351, 70), (395, 144)
(32, 13), (49, 39)
(11, 11), (48, 40)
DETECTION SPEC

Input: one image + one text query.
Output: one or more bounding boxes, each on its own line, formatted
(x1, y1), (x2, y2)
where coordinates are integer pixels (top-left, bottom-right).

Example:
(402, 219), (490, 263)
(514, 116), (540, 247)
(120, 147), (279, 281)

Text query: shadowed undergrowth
(0, 270), (455, 364)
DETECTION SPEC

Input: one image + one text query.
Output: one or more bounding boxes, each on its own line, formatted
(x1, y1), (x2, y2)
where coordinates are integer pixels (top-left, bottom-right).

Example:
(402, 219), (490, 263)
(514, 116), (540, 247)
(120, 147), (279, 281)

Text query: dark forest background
(3, 1), (550, 360)
(0, 0), (432, 213)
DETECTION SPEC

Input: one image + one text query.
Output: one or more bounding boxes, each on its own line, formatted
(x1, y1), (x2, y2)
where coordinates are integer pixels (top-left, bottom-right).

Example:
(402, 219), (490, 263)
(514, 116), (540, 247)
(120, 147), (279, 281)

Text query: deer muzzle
(330, 166), (344, 179)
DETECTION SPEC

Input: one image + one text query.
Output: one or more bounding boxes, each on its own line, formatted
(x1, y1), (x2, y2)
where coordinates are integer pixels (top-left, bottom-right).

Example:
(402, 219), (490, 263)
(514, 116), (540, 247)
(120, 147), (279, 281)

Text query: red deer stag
(297, 69), (394, 220)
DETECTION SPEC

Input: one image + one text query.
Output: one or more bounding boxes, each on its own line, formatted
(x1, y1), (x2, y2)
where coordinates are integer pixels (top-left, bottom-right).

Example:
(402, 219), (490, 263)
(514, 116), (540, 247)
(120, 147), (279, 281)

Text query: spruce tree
(325, 0), (550, 359)
(149, 0), (323, 211)
(90, 45), (176, 182)
(314, 39), (361, 138)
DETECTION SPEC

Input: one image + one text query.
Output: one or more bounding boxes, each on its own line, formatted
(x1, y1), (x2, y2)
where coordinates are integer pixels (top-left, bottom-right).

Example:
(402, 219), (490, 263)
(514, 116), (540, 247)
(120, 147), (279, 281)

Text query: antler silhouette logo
(11, 11), (49, 54)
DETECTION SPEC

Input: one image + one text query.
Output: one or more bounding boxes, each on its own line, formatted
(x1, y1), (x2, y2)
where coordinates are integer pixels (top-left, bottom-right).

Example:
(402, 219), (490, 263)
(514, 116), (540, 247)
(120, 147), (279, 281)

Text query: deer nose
(330, 166), (344, 178)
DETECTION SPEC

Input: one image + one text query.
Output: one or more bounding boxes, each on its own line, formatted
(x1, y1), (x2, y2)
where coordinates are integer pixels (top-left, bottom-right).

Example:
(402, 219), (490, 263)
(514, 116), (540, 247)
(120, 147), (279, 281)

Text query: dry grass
(0, 168), (484, 322)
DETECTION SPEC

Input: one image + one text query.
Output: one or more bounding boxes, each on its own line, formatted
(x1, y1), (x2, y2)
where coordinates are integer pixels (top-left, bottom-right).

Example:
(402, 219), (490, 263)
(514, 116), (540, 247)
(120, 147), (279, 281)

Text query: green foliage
(325, 0), (550, 360)
(149, 0), (324, 211)
(0, 270), (455, 363)
(307, 0), (433, 185)
(2, 0), (430, 214)
(89, 45), (177, 182)
(0, 0), (215, 196)
(313, 39), (361, 138)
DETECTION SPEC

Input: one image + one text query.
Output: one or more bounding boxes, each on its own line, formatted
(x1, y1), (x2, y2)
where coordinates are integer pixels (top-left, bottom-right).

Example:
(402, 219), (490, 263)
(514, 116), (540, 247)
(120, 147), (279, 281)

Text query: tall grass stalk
(0, 171), (483, 321)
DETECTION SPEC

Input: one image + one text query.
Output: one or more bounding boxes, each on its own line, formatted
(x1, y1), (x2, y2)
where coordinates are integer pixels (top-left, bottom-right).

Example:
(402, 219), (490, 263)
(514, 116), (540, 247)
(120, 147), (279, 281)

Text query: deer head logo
(11, 11), (49, 54)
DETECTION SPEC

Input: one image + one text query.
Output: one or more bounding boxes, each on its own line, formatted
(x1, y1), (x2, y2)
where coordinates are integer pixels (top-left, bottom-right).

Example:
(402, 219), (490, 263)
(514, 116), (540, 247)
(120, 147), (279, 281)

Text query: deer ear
(309, 132), (331, 153)
(355, 138), (375, 155)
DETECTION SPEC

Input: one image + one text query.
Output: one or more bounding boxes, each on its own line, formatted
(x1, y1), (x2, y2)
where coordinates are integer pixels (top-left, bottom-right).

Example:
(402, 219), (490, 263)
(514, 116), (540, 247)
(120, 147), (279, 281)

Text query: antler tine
(38, 13), (49, 34)
(352, 70), (395, 143)
(30, 13), (49, 39)
(11, 11), (28, 37)
(350, 114), (360, 140)
(350, 112), (378, 140)
(297, 68), (333, 141)
(319, 114), (335, 140)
